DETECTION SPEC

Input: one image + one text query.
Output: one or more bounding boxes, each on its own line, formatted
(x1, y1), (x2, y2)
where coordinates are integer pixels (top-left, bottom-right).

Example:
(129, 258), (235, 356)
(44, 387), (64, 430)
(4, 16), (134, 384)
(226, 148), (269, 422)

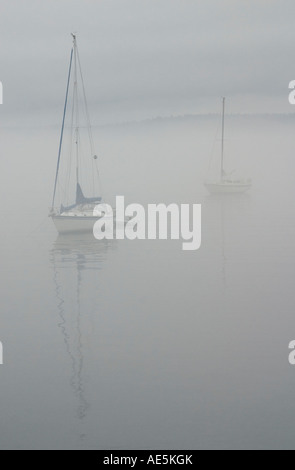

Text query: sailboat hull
(204, 181), (252, 194)
(52, 215), (101, 234)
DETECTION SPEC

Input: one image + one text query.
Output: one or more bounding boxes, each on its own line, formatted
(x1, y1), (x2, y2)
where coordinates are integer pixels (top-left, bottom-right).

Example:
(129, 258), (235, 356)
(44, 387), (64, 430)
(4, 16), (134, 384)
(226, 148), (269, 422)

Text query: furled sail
(60, 183), (101, 213)
(76, 183), (101, 205)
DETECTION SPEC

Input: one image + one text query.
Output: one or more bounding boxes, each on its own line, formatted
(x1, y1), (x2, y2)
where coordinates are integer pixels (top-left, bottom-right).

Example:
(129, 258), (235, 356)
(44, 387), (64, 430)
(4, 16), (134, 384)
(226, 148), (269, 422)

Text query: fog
(2, 0), (295, 125)
(1, 0), (295, 450)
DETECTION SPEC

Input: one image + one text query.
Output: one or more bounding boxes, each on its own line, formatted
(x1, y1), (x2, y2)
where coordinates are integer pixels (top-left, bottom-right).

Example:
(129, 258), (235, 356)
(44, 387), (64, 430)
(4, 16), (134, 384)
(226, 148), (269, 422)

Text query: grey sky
(1, 0), (295, 124)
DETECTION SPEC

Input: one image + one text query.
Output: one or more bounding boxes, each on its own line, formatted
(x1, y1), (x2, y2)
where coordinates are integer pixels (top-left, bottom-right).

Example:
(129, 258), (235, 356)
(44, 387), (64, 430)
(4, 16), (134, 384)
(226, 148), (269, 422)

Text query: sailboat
(50, 34), (110, 234)
(204, 98), (252, 194)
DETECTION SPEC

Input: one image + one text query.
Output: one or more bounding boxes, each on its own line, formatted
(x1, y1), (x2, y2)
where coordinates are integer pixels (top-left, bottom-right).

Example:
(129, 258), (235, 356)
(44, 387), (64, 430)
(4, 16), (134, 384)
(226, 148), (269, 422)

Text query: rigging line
(221, 97), (225, 179)
(60, 80), (74, 205)
(90, 148), (95, 196)
(75, 74), (82, 188)
(76, 47), (96, 195)
(92, 152), (95, 197)
(78, 135), (83, 189)
(57, 178), (67, 203)
(73, 41), (80, 186)
(207, 119), (220, 174)
(95, 161), (103, 200)
(52, 47), (73, 208)
(65, 80), (76, 204)
(77, 45), (98, 196)
(76, 47), (95, 156)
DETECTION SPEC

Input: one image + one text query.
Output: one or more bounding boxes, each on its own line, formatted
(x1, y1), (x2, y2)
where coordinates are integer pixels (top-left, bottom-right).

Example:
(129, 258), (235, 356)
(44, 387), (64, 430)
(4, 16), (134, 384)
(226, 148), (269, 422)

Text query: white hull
(52, 214), (127, 235)
(204, 181), (251, 194)
(52, 215), (101, 234)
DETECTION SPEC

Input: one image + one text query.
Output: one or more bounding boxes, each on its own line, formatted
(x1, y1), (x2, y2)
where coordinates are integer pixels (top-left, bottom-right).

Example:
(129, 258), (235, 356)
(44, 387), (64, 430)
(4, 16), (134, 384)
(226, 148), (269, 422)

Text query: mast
(72, 33), (80, 187)
(51, 42), (73, 209)
(221, 97), (225, 181)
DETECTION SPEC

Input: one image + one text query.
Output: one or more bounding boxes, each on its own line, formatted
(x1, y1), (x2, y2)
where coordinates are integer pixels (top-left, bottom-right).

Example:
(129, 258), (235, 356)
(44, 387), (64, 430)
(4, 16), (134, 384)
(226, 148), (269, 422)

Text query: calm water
(1, 117), (295, 449)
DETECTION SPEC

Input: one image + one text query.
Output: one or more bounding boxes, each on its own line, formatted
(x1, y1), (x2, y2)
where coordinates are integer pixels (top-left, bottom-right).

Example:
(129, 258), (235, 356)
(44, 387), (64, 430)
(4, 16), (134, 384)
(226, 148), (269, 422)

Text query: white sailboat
(50, 34), (110, 234)
(204, 98), (252, 194)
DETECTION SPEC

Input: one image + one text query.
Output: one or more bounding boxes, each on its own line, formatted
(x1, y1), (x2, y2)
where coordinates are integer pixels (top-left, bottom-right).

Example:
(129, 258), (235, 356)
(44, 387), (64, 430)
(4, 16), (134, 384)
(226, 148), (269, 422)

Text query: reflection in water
(204, 194), (252, 290)
(48, 197), (253, 448)
(49, 234), (114, 444)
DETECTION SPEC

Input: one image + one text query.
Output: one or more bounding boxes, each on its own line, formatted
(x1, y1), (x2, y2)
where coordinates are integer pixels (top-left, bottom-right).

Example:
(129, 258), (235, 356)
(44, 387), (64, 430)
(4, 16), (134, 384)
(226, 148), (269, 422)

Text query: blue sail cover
(60, 183), (101, 212)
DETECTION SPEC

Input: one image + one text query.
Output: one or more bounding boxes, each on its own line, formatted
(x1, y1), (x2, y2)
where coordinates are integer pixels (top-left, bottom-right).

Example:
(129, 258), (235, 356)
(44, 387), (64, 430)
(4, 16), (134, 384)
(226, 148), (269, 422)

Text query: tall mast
(72, 33), (79, 186)
(221, 97), (225, 180)
(51, 40), (73, 209)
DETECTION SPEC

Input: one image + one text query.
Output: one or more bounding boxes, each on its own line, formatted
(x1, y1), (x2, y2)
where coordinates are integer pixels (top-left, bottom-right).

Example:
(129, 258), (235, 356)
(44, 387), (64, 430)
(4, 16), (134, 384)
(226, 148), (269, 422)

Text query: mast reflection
(50, 234), (114, 443)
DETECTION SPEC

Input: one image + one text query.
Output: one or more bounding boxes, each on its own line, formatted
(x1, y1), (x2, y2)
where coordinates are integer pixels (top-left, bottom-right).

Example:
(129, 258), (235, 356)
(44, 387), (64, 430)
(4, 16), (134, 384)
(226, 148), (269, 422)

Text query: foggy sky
(1, 0), (295, 125)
